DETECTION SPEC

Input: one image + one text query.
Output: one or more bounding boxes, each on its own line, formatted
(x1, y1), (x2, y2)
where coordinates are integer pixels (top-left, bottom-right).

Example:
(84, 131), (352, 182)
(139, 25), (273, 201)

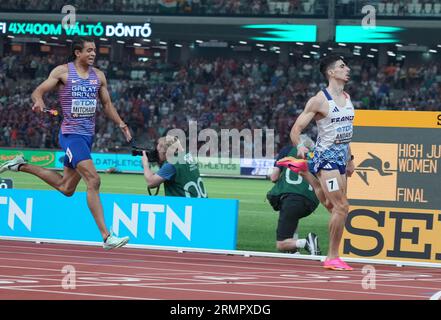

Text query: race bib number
(326, 177), (339, 192)
(71, 99), (96, 118)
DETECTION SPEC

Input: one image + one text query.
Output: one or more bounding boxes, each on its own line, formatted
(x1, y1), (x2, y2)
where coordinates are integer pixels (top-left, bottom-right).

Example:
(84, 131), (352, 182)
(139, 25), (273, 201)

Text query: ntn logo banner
(0, 190), (238, 250)
(0, 196), (33, 231)
(112, 203), (192, 240)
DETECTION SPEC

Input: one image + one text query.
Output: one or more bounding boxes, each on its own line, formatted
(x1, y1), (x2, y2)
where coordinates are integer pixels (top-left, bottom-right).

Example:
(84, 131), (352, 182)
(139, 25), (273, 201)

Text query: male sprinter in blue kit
(0, 38), (131, 250)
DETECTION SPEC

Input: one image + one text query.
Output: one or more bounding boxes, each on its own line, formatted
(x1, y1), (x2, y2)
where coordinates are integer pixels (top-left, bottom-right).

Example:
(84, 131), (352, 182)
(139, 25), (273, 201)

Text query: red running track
(0, 240), (440, 300)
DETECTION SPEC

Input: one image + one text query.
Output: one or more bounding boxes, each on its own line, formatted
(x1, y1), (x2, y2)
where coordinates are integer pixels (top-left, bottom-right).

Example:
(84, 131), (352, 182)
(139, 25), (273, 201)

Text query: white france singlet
(313, 88), (355, 165)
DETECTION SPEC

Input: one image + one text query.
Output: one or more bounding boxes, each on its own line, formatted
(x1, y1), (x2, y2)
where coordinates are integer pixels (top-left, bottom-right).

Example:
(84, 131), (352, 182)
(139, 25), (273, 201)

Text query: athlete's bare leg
(19, 164), (81, 196)
(316, 169), (348, 260)
(75, 159), (109, 240)
(299, 171), (333, 211)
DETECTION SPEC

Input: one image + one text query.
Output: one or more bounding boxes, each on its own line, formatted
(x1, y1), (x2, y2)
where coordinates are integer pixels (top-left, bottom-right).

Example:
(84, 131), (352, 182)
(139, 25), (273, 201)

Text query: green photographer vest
(164, 153), (207, 198)
(268, 147), (319, 206)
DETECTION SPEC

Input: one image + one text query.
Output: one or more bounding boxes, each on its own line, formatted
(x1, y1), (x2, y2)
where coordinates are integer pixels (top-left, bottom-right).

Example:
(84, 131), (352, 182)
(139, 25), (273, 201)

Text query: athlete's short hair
(319, 54), (348, 80)
(70, 37), (95, 61)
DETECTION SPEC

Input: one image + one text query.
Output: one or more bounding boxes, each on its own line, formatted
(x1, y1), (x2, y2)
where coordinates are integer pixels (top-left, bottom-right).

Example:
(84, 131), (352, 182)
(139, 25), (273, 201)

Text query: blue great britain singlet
(59, 62), (100, 136)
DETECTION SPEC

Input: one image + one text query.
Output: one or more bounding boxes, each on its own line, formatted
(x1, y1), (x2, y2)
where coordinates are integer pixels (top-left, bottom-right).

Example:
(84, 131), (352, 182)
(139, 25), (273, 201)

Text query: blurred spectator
(1, 53), (440, 154)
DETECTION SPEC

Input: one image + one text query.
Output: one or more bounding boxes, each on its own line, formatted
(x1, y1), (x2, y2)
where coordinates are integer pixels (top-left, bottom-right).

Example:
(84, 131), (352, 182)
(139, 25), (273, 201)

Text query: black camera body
(132, 146), (160, 163)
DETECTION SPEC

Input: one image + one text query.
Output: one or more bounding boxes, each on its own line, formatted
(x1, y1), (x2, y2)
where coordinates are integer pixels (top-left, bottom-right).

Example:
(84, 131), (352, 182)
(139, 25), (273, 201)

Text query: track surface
(0, 240), (440, 300)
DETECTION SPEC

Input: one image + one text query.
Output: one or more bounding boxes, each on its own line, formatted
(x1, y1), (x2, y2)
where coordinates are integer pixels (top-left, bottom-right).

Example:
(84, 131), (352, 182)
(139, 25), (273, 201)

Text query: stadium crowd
(0, 0), (325, 16)
(1, 53), (440, 153)
(1, 0), (440, 17)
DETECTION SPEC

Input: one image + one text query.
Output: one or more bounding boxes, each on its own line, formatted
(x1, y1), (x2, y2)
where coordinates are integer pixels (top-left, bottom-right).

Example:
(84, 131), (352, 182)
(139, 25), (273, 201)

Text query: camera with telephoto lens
(131, 146), (160, 163)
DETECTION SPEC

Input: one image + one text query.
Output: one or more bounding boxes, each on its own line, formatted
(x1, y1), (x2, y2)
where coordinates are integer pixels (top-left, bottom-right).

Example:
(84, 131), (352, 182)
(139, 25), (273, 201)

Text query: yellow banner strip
(354, 110), (441, 128)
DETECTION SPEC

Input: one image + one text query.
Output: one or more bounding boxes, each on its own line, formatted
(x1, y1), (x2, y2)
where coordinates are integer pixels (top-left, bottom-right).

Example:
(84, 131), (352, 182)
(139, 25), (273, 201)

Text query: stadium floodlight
(242, 24), (317, 42)
(336, 26), (403, 43)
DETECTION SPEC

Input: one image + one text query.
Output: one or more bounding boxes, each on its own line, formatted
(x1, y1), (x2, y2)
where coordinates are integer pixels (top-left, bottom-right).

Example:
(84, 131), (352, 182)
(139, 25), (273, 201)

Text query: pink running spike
(276, 156), (308, 173)
(323, 257), (354, 271)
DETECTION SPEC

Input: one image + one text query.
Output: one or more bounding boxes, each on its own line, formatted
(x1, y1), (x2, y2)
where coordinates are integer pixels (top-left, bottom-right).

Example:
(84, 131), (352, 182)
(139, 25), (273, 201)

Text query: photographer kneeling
(141, 136), (208, 198)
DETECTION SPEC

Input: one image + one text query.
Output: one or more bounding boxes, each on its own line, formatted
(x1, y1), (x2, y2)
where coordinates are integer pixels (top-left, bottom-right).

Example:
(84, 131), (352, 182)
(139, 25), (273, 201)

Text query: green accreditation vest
(163, 153), (208, 198)
(268, 147), (319, 206)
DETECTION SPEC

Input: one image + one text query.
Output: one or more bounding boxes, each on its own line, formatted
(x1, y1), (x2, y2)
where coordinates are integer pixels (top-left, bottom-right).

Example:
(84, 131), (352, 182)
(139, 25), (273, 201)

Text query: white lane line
(2, 242), (440, 277)
(0, 283), (118, 290)
(122, 283), (329, 300)
(228, 282), (429, 299)
(0, 244), (329, 269)
(0, 286), (156, 300)
(2, 256), (440, 295)
(429, 290), (441, 300)
(0, 254), (324, 275)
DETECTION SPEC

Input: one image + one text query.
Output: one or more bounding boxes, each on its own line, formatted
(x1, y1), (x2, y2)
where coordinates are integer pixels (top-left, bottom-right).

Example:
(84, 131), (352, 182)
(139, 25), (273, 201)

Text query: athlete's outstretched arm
(31, 65), (66, 113)
(290, 96), (320, 158)
(97, 70), (132, 142)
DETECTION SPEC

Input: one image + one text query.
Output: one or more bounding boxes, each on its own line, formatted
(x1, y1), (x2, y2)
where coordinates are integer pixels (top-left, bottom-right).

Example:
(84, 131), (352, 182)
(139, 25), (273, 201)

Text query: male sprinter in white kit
(0, 38), (131, 250)
(280, 54), (355, 270)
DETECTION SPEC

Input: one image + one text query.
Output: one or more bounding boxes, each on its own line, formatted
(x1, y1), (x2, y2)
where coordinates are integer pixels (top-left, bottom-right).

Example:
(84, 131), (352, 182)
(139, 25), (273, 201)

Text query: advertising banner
(342, 110), (441, 264)
(0, 189), (239, 250)
(0, 149), (56, 168)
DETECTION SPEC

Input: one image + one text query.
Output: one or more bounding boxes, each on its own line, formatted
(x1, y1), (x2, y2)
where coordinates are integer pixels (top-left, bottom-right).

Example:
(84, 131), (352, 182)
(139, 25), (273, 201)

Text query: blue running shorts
(58, 132), (93, 169)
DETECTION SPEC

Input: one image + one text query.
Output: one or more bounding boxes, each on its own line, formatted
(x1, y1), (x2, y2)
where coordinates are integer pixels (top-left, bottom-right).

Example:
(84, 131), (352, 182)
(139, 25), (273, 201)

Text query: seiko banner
(0, 189), (239, 250)
(342, 110), (441, 264)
